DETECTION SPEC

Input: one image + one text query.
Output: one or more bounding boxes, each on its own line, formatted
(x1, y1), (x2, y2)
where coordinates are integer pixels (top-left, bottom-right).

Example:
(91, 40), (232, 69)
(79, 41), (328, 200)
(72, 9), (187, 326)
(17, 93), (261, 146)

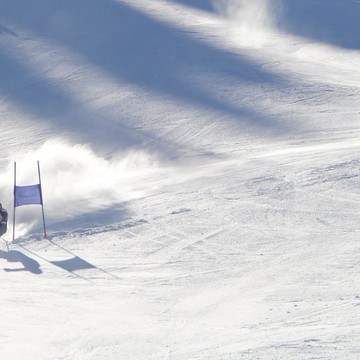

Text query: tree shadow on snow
(0, 23), (17, 36)
(278, 0), (360, 50)
(0, 47), (171, 157)
(0, 0), (294, 146)
(168, 0), (216, 12)
(0, 249), (42, 274)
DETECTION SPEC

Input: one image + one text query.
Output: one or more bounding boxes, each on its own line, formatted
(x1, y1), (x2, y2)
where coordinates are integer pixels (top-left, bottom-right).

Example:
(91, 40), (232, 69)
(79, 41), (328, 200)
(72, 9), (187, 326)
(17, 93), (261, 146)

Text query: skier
(0, 203), (8, 237)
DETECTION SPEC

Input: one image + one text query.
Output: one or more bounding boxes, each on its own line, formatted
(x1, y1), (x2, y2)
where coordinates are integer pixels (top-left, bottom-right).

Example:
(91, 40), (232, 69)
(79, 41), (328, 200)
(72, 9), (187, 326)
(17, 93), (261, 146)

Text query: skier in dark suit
(0, 203), (8, 237)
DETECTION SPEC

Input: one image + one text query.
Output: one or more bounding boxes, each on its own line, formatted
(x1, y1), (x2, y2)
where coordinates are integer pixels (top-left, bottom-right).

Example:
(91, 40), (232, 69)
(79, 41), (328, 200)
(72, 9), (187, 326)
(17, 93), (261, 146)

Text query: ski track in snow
(1, 0), (360, 359)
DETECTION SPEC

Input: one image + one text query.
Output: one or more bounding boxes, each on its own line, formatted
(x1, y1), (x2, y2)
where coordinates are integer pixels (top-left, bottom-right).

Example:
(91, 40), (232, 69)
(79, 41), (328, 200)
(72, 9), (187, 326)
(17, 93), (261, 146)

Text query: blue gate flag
(14, 184), (42, 207)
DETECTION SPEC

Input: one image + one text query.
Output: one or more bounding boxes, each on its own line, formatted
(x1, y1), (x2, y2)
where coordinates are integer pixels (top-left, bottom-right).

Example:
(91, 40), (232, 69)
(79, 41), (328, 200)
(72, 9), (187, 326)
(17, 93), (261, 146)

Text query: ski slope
(1, 0), (360, 358)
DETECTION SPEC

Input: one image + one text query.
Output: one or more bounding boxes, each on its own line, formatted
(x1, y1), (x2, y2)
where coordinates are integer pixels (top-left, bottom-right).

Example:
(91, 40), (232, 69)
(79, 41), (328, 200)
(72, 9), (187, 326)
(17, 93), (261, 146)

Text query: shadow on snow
(278, 0), (360, 50)
(0, 249), (42, 274)
(0, 0), (293, 146)
(0, 47), (172, 157)
(168, 0), (216, 12)
(47, 203), (137, 234)
(1, 242), (119, 280)
(0, 23), (17, 36)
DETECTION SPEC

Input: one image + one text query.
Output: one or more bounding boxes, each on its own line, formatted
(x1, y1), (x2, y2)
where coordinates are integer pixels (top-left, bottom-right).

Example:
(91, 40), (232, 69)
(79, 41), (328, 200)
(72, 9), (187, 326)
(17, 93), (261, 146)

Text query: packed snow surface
(1, 0), (360, 359)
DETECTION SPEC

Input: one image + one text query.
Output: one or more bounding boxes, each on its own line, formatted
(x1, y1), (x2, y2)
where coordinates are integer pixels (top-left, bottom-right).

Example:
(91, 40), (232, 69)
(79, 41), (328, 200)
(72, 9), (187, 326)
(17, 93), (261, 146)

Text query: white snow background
(1, 0), (360, 358)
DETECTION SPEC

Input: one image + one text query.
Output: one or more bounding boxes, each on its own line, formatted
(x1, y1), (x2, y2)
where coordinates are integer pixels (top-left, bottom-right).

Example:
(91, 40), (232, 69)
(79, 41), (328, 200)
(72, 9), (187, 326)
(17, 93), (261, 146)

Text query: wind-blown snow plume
(214, 0), (281, 44)
(0, 139), (172, 237)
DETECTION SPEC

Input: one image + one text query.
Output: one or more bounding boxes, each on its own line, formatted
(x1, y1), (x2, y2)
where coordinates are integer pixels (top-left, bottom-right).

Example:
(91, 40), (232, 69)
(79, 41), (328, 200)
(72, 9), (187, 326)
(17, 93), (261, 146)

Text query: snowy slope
(1, 0), (360, 359)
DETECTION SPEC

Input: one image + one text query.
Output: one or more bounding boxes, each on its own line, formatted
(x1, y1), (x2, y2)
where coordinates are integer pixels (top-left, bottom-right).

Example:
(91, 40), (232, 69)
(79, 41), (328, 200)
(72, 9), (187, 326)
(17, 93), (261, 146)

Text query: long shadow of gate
(13, 241), (120, 281)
